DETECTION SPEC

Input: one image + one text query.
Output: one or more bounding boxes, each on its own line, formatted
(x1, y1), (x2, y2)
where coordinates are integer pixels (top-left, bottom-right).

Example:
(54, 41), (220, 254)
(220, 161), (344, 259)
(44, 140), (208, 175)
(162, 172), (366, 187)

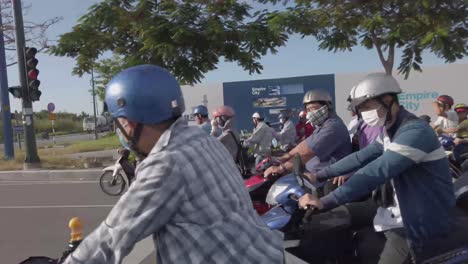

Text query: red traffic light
(28, 69), (39, 80)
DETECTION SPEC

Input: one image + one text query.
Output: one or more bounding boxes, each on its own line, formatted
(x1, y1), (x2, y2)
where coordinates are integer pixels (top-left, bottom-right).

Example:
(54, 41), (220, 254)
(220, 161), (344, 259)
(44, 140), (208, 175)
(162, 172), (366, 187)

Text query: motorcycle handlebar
(304, 207), (318, 222)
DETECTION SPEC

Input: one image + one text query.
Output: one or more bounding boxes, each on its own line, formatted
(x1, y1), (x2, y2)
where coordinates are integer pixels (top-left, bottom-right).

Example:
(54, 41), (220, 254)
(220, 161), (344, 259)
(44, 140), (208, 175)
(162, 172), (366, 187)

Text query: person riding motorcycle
(209, 108), (222, 137)
(432, 95), (458, 136)
(62, 65), (284, 264)
(296, 110), (314, 143)
(453, 104), (468, 168)
(212, 105), (240, 161)
(264, 89), (351, 180)
(298, 73), (460, 263)
(192, 105), (211, 135)
(245, 112), (274, 166)
(116, 148), (136, 182)
(273, 111), (296, 151)
(347, 93), (383, 152)
(455, 103), (468, 124)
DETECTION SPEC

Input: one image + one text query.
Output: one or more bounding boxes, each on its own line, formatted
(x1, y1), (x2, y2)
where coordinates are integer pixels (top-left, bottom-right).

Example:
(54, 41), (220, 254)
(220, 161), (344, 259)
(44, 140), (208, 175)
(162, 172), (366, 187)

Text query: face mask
(307, 105), (329, 126)
(361, 107), (386, 127)
(116, 128), (131, 150)
(279, 118), (285, 124)
(116, 122), (148, 159)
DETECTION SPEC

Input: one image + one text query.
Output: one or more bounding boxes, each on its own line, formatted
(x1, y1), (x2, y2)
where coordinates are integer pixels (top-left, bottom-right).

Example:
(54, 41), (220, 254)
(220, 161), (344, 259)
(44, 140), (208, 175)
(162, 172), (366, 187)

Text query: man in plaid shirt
(64, 65), (284, 264)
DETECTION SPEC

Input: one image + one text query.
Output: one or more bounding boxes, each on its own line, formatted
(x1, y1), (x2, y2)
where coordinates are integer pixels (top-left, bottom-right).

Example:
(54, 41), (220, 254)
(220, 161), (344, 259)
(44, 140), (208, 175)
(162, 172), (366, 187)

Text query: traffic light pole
(0, 10), (14, 160)
(12, 0), (40, 166)
(91, 66), (98, 140)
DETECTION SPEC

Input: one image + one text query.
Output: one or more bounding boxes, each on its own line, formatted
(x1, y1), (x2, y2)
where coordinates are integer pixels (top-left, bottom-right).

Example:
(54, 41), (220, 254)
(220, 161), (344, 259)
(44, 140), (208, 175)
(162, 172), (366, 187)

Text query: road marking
(0, 181), (99, 186)
(0, 205), (114, 209)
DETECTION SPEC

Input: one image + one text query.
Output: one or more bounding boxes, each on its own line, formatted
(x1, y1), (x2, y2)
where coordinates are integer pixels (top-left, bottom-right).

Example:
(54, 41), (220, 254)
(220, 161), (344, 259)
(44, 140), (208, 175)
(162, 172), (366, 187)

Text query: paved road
(0, 180), (156, 263)
(0, 132), (109, 150)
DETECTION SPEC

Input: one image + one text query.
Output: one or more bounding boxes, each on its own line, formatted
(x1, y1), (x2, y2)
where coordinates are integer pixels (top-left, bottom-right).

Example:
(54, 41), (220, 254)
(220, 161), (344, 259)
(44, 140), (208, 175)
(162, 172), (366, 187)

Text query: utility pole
(0, 9), (14, 160)
(12, 0), (40, 167)
(91, 65), (98, 140)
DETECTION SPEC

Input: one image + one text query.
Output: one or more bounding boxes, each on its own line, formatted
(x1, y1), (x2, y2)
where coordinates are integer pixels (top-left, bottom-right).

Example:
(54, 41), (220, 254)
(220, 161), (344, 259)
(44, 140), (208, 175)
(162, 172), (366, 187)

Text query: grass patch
(0, 152), (88, 170)
(64, 133), (119, 153)
(0, 133), (120, 171)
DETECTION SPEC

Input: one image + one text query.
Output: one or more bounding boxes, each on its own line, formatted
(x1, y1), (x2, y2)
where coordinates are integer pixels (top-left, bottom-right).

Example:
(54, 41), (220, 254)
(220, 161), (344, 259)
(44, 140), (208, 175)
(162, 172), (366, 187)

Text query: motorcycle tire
(99, 171), (126, 196)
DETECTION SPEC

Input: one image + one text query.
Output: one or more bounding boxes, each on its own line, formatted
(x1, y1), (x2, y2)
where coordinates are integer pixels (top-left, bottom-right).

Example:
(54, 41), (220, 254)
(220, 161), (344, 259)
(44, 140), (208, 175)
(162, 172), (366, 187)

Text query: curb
(0, 169), (103, 181)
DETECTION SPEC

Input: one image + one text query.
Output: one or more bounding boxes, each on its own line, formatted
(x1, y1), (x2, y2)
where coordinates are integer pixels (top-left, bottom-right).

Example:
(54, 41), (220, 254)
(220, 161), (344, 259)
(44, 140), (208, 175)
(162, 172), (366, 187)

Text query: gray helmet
(303, 90), (333, 105)
(349, 73), (402, 110)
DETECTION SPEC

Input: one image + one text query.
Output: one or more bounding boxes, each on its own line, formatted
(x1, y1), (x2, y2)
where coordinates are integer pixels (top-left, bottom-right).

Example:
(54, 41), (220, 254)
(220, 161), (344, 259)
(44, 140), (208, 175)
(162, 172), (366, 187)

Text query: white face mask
(361, 107), (386, 127)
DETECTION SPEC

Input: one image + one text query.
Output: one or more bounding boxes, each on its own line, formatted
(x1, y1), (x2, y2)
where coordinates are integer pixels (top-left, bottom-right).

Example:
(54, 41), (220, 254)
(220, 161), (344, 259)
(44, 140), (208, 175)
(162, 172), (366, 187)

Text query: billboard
(334, 63), (468, 124)
(223, 74), (335, 131)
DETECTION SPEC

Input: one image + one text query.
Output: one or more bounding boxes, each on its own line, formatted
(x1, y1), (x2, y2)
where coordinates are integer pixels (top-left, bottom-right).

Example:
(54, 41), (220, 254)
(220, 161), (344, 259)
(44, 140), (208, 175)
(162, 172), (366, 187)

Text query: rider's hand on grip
(304, 206), (318, 222)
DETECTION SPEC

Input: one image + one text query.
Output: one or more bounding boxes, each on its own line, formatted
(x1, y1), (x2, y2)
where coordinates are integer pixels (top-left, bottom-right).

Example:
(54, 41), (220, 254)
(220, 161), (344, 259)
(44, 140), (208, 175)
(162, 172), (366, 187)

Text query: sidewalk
(65, 149), (118, 160)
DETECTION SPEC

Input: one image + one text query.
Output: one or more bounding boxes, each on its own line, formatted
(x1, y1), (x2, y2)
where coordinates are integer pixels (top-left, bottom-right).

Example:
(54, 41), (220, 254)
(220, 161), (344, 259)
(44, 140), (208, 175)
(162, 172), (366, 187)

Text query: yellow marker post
(57, 217), (84, 263)
(69, 217), (83, 242)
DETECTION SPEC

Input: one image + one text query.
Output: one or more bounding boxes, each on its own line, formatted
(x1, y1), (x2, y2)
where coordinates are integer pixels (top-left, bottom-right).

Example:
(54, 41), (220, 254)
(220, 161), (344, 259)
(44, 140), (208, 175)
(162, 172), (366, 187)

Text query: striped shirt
(317, 108), (455, 259)
(65, 117), (284, 264)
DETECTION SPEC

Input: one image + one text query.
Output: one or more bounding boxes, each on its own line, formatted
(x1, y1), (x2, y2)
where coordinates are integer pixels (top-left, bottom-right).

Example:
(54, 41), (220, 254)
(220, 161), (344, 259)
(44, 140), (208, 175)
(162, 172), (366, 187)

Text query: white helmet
(348, 73), (402, 110)
(252, 112), (262, 119)
(303, 90), (333, 105)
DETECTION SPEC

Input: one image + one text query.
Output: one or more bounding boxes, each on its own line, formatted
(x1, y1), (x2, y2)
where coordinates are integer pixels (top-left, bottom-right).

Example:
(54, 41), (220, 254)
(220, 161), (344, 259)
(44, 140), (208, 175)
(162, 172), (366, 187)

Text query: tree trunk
(386, 43), (395, 75)
(375, 44), (393, 75)
(371, 32), (394, 75)
(383, 62), (392, 75)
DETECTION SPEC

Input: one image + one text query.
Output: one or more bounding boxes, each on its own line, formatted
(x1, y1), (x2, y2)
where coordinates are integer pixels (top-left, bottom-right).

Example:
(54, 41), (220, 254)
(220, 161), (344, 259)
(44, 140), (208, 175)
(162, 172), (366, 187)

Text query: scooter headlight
(265, 183), (289, 206)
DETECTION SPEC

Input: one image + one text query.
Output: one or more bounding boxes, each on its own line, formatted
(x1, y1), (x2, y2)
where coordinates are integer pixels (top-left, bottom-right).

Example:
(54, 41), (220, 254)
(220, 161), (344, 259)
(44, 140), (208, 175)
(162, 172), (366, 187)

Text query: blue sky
(5, 0), (467, 114)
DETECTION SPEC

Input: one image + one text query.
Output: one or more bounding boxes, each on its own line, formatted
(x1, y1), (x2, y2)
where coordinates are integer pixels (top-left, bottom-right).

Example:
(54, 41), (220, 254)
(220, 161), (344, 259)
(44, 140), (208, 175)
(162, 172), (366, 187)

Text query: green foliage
(263, 0), (467, 78)
(49, 0), (288, 93)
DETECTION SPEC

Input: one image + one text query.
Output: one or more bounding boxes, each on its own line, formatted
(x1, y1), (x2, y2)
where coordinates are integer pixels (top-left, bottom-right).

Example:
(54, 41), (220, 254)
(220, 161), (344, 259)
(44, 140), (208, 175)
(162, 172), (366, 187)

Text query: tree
(261, 0), (467, 78)
(0, 0), (62, 66)
(49, 0), (288, 95)
(78, 111), (89, 119)
(92, 55), (127, 101)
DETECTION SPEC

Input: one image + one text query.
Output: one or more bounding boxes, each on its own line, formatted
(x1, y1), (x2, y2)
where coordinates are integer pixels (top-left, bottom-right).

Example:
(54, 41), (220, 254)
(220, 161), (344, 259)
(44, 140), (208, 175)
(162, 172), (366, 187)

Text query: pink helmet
(213, 106), (235, 118)
(437, 95), (454, 107)
(212, 109), (220, 118)
(299, 110), (307, 118)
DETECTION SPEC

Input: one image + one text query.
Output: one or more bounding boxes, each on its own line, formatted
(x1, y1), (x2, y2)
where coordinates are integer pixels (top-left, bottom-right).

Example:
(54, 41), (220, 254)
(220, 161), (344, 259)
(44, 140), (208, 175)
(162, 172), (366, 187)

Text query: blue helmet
(193, 105), (208, 116)
(105, 65), (185, 124)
